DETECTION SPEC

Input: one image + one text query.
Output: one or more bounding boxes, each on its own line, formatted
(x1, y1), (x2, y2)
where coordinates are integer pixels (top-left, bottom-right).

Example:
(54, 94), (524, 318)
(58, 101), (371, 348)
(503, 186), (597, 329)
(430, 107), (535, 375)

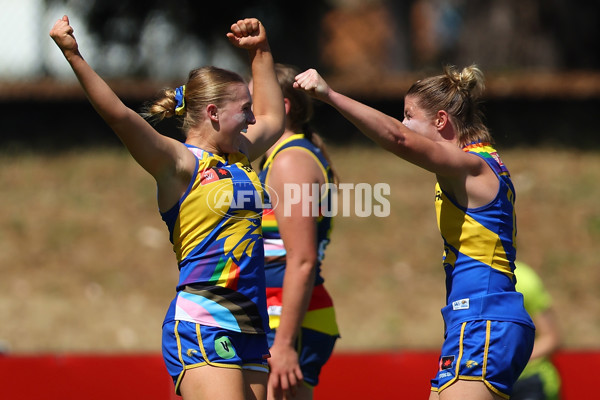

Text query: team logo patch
(186, 348), (199, 357)
(452, 298), (470, 310)
(440, 355), (455, 370)
(215, 336), (236, 359)
(201, 167), (232, 185)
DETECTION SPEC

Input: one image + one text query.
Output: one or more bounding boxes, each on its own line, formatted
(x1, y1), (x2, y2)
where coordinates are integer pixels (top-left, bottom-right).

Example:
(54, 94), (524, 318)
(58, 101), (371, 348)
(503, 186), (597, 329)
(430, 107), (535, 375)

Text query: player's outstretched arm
(49, 15), (190, 183)
(227, 18), (285, 161)
(293, 68), (473, 176)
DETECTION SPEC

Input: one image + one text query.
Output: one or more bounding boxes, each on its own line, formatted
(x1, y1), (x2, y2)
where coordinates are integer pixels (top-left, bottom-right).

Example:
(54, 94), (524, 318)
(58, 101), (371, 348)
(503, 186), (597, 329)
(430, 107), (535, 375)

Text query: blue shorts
(162, 320), (270, 394)
(267, 327), (338, 387)
(430, 320), (534, 398)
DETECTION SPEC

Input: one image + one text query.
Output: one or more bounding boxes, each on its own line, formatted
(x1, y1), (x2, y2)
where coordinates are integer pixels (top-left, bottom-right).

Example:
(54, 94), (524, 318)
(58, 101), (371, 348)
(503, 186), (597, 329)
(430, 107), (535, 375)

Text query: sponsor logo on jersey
(440, 355), (455, 370)
(201, 167), (232, 185)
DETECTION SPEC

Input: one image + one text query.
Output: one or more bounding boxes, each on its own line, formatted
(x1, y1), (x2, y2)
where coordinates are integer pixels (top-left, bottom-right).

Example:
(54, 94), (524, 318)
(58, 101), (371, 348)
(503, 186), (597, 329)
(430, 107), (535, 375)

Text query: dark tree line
(46, 0), (599, 79)
(47, 0), (333, 77)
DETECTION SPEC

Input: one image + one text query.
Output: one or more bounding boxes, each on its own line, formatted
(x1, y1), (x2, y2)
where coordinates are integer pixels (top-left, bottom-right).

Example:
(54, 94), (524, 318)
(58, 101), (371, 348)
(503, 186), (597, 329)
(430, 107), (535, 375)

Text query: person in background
(258, 63), (340, 400)
(293, 65), (535, 400)
(513, 261), (562, 400)
(50, 15), (284, 400)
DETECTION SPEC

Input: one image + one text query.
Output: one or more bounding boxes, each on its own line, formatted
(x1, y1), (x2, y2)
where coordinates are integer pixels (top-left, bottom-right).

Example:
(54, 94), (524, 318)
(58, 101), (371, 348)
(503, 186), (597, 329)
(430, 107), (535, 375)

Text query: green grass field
(1, 145), (599, 353)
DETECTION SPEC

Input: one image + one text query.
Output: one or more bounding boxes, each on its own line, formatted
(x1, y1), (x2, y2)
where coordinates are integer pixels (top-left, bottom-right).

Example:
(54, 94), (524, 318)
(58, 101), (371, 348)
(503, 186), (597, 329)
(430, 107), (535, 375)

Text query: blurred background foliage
(37, 0), (600, 77)
(1, 0), (599, 148)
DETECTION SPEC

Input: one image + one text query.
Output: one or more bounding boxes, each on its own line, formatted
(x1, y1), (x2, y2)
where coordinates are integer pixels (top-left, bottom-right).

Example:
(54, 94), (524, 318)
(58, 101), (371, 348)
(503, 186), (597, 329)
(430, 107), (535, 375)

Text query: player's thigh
(439, 380), (504, 400)
(294, 383), (314, 400)
(244, 369), (268, 400)
(180, 365), (246, 400)
(266, 382), (313, 400)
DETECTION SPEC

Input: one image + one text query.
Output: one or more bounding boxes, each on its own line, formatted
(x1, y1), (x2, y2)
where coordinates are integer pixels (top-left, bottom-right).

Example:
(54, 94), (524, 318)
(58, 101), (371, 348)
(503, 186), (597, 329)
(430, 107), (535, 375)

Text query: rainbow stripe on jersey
(161, 145), (268, 335)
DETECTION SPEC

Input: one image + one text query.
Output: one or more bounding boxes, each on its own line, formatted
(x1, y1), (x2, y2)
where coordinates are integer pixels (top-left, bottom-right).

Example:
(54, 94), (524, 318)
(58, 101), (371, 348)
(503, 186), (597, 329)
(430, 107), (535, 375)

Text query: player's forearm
(530, 311), (561, 360)
(273, 260), (316, 346)
(327, 89), (409, 151)
(67, 55), (130, 127)
(246, 46), (285, 158)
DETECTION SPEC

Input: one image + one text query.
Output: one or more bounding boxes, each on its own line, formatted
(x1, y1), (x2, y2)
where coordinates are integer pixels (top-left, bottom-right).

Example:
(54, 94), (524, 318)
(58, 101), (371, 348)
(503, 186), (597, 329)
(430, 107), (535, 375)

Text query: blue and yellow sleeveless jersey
(161, 144), (269, 335)
(259, 134), (339, 336)
(435, 142), (534, 330)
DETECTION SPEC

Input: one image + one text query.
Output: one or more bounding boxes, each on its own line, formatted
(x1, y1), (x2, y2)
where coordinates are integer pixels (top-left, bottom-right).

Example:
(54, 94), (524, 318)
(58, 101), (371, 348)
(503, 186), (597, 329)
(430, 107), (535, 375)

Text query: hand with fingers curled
(49, 15), (80, 58)
(293, 68), (332, 102)
(226, 18), (269, 51)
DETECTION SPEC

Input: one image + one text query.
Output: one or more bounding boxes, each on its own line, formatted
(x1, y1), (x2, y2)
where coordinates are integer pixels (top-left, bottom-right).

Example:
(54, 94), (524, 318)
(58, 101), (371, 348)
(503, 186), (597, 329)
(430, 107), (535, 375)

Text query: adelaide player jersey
(259, 134), (339, 336)
(161, 144), (269, 335)
(435, 142), (534, 330)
